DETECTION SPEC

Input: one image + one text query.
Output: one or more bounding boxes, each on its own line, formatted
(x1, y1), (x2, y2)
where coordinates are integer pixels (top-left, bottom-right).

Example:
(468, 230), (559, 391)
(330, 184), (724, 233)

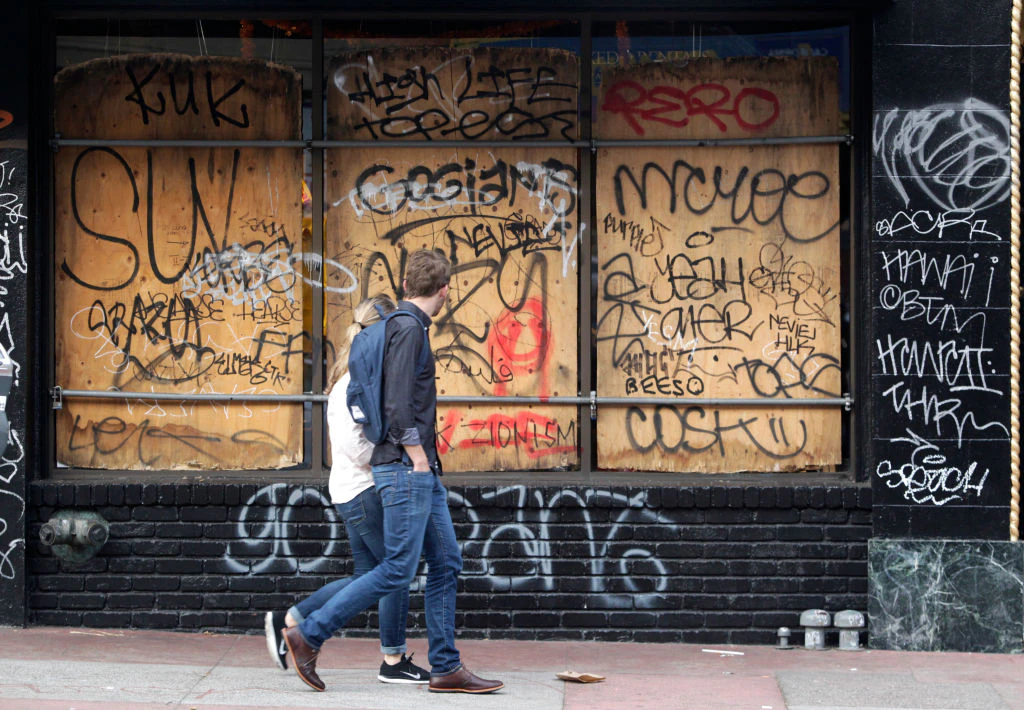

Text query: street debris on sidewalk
(556, 670), (606, 683)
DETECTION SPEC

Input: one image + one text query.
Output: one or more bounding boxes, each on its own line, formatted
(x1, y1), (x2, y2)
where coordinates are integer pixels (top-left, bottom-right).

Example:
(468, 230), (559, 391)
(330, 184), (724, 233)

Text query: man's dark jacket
(370, 301), (442, 474)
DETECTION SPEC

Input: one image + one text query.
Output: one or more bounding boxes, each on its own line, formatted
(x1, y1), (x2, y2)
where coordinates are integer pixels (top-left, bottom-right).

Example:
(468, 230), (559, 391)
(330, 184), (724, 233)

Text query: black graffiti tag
(64, 147), (243, 291)
(625, 405), (808, 459)
(614, 160), (838, 243)
(124, 65), (251, 129)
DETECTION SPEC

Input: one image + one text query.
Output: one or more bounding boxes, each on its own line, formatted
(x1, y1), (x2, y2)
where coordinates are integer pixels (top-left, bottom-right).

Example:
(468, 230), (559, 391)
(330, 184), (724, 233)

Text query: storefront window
(50, 14), (852, 476)
(592, 21), (850, 472)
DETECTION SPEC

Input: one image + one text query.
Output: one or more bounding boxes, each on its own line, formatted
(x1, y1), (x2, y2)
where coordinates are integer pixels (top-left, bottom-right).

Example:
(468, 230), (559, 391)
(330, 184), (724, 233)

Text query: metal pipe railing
(51, 386), (852, 410)
(50, 135), (854, 150)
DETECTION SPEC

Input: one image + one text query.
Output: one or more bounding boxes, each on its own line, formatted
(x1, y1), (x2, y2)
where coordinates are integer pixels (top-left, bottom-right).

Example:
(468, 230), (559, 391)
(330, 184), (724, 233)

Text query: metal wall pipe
(51, 386), (852, 409)
(51, 135), (853, 150)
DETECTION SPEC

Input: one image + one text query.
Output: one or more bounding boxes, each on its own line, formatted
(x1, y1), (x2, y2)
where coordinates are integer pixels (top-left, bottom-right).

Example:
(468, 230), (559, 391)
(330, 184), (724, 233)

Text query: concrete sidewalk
(0, 627), (1021, 710)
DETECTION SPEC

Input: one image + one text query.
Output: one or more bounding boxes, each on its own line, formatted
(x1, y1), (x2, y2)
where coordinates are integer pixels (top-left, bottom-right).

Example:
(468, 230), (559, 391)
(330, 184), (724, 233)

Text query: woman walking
(264, 294), (428, 685)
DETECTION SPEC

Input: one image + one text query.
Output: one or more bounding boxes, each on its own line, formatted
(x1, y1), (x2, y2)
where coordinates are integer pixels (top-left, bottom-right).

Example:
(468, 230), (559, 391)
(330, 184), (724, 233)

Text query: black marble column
(869, 540), (1023, 653)
(868, 0), (1021, 652)
(0, 1), (30, 626)
(871, 0), (1013, 539)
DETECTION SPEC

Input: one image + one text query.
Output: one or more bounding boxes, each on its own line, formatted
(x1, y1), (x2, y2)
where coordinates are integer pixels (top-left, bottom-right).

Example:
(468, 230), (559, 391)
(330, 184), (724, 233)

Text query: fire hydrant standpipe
(38, 511), (109, 563)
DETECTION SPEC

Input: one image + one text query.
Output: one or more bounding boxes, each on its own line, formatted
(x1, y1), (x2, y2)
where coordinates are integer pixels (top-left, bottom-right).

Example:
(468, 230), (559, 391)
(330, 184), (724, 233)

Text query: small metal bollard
(799, 609), (831, 650)
(776, 626), (793, 650)
(833, 610), (866, 651)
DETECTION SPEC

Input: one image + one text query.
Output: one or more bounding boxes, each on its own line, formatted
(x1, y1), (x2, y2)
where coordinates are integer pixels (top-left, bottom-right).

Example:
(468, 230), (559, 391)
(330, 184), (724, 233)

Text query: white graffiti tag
(0, 153), (26, 586)
(876, 429), (990, 506)
(223, 484), (343, 573)
(873, 99), (1010, 212)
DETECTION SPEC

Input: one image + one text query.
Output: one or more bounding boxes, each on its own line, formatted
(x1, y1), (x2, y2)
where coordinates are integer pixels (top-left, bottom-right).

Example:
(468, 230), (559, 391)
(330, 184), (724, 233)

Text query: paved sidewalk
(0, 626), (1021, 709)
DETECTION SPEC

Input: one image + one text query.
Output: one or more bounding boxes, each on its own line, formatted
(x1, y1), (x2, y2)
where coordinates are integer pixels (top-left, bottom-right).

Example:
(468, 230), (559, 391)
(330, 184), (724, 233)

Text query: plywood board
(54, 54), (304, 470)
(327, 47), (579, 142)
(595, 58), (841, 473)
(325, 145), (580, 472)
(325, 47), (580, 472)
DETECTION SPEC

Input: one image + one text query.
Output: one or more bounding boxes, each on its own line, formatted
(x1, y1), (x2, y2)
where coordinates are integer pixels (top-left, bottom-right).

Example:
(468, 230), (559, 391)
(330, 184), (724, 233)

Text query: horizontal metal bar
(52, 387), (851, 409)
(52, 137), (309, 149)
(438, 395), (585, 404)
(314, 140), (589, 149)
(592, 135), (853, 148)
(51, 137), (587, 150)
(47, 8), (586, 21)
(300, 136), (854, 149)
(51, 388), (324, 407)
(53, 138), (309, 149)
(51, 389), (582, 407)
(47, 8), (860, 21)
(51, 135), (853, 151)
(597, 396), (851, 407)
(442, 395), (853, 409)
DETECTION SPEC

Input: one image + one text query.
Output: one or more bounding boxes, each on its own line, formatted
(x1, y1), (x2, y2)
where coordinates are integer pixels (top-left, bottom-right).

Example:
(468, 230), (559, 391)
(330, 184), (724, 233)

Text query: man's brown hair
(404, 248), (451, 298)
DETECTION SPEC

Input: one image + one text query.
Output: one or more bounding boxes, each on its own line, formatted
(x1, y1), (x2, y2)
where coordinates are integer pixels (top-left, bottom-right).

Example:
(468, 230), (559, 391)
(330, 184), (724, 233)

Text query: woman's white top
(327, 372), (375, 505)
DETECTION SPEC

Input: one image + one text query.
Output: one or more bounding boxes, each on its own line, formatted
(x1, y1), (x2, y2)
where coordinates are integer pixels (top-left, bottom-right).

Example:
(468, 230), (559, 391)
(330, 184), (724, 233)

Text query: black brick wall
(28, 482), (870, 644)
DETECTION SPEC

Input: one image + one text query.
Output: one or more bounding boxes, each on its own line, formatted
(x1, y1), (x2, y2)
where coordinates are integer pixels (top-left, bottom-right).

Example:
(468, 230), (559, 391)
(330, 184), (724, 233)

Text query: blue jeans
(288, 488), (408, 655)
(297, 465), (463, 675)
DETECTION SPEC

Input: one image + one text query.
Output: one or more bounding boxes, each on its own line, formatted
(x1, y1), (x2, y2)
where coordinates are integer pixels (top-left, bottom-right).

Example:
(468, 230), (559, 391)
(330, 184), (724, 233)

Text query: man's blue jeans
(288, 487), (408, 655)
(297, 465), (463, 675)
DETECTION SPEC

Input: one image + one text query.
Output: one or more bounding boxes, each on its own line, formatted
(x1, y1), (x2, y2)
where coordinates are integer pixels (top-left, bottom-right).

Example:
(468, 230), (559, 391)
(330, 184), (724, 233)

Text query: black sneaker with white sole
(378, 653), (430, 684)
(264, 611), (289, 671)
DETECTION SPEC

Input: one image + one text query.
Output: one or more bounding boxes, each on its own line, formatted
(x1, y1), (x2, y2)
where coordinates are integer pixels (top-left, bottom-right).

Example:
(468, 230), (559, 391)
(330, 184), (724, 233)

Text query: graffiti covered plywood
(326, 145), (579, 471)
(326, 48), (580, 472)
(328, 47), (579, 142)
(595, 58), (841, 473)
(54, 55), (304, 470)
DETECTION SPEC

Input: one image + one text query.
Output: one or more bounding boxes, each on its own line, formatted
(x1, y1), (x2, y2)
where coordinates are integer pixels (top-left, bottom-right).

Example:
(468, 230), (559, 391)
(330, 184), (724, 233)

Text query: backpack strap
(386, 310), (431, 374)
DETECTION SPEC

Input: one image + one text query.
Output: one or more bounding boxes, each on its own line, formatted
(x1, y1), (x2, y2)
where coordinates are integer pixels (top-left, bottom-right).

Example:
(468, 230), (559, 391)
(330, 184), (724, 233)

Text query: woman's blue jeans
(297, 465), (463, 675)
(288, 487), (409, 655)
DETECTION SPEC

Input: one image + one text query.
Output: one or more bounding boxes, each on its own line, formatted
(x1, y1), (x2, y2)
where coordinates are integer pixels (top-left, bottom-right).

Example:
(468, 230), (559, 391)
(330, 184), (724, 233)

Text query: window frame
(39, 6), (866, 485)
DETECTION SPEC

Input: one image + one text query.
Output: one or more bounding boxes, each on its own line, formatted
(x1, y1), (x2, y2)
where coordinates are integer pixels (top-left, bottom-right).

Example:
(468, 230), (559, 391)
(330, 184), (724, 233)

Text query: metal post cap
(799, 609), (831, 627)
(833, 610), (865, 628)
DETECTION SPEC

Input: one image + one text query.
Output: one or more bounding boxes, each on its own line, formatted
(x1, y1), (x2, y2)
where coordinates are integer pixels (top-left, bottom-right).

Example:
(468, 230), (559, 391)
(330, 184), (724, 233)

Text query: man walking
(284, 248), (503, 694)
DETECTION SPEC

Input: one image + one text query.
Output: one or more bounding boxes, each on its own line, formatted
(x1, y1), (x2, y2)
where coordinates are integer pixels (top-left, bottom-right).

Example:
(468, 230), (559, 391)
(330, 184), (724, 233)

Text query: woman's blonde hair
(325, 294), (397, 394)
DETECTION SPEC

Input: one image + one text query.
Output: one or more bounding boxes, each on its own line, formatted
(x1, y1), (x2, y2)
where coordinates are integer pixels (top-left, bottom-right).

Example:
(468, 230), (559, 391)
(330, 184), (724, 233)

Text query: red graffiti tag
(601, 81), (780, 136)
(486, 298), (552, 398)
(436, 409), (463, 456)
(437, 409), (574, 460)
(435, 299), (571, 460)
(0, 110), (13, 131)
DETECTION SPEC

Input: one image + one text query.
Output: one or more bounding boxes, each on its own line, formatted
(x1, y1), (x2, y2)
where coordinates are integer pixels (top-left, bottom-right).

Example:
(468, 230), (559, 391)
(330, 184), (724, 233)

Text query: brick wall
(27, 482), (870, 644)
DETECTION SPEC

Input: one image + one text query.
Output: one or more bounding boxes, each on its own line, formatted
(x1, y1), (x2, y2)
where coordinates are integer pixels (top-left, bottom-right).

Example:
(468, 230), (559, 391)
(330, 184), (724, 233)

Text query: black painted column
(869, 0), (1023, 652)
(0, 2), (30, 626)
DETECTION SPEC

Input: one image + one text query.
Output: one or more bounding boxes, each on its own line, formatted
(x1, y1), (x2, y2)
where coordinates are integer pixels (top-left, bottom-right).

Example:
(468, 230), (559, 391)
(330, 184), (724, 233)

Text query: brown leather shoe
(428, 665), (503, 694)
(283, 626), (325, 691)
